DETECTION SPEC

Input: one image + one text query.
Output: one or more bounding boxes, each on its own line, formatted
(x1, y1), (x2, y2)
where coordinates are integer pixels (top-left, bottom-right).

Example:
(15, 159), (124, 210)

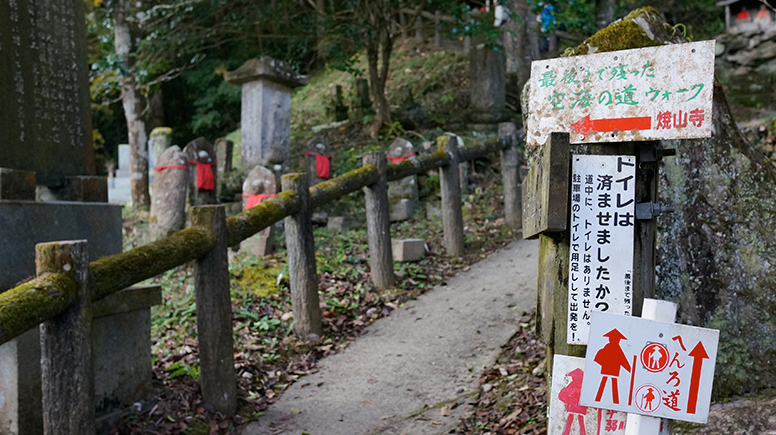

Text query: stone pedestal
(93, 286), (162, 430)
(387, 138), (420, 222)
(0, 199), (122, 434)
(224, 57), (308, 173)
(0, 285), (162, 435)
(241, 165), (277, 257)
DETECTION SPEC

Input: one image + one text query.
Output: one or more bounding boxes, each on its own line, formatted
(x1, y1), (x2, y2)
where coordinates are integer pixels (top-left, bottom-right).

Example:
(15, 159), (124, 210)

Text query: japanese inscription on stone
(0, 0), (95, 185)
(528, 41), (715, 149)
(568, 155), (635, 345)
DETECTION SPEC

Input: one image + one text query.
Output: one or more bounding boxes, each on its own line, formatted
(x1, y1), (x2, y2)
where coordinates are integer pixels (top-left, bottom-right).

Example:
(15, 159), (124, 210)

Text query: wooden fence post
(499, 122), (522, 231)
(190, 205), (237, 415)
(363, 151), (395, 289)
(35, 240), (94, 435)
(282, 173), (324, 338)
(438, 135), (465, 257)
(415, 15), (423, 43)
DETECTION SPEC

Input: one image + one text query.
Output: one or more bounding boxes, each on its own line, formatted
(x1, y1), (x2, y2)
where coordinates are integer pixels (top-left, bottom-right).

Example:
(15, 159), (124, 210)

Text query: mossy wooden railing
(0, 127), (522, 432)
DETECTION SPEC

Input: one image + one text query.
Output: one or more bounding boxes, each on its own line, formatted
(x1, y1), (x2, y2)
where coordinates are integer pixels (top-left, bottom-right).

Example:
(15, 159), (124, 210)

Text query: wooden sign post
(522, 41), (717, 432)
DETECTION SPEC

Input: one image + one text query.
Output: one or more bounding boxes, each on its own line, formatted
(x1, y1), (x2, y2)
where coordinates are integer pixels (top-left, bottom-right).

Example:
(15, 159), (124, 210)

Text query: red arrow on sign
(570, 114), (652, 136)
(687, 341), (710, 414)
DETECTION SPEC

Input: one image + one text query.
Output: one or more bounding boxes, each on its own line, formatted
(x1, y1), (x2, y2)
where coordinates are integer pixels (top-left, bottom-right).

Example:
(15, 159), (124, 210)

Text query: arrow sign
(570, 115), (652, 136)
(686, 341), (710, 414)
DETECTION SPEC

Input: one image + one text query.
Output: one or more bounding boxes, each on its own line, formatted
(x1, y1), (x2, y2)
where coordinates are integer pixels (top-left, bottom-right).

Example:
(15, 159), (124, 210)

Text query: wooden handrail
(0, 273), (76, 346)
(0, 137), (510, 348)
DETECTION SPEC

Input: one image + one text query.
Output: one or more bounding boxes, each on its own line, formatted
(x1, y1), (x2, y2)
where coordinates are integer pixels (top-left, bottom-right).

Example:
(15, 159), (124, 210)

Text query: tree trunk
(366, 34), (394, 139)
(595, 0), (616, 30)
(114, 0), (150, 209)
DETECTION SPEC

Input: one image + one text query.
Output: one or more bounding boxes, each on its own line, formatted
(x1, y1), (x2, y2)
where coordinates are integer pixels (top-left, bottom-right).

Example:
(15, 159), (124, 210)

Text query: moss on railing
(0, 138), (511, 345)
(309, 166), (380, 208)
(91, 226), (216, 301)
(225, 189), (302, 247)
(0, 273), (76, 346)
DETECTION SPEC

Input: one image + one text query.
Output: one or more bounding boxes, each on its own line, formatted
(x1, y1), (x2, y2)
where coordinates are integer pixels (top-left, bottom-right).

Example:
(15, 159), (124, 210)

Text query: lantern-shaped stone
(224, 57), (308, 173)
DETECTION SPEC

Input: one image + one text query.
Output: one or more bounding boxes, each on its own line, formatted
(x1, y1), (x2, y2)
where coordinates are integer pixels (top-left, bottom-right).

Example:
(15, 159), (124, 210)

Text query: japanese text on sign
(568, 155), (635, 345)
(527, 40), (715, 148)
(580, 311), (720, 424)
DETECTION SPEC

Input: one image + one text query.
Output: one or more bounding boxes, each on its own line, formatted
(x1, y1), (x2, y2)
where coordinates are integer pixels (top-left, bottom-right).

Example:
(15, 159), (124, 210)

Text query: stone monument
(223, 56), (308, 173)
(386, 137), (420, 221)
(469, 45), (507, 130)
(241, 165), (277, 256)
(0, 0), (158, 432)
(183, 137), (218, 206)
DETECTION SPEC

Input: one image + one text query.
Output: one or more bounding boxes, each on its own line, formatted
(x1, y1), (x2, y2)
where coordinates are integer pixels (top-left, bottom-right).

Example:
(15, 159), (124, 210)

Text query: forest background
(86, 0), (726, 192)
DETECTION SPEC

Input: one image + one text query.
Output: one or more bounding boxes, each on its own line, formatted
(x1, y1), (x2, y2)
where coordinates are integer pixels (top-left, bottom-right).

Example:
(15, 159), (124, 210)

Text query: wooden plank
(522, 132), (570, 239)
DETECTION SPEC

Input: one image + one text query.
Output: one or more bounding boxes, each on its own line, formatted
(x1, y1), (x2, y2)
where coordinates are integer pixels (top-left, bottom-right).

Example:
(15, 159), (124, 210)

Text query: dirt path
(242, 238), (539, 435)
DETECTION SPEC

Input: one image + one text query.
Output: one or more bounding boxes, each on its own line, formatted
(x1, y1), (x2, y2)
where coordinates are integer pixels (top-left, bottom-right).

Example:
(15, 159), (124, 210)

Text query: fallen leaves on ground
(458, 310), (548, 435)
(113, 169), (519, 434)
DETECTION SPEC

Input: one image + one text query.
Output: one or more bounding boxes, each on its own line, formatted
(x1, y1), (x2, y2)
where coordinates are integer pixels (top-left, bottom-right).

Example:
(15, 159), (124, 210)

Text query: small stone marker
(214, 138), (234, 175)
(223, 56), (308, 173)
(568, 154), (636, 345)
(304, 136), (333, 185)
(391, 238), (425, 262)
(183, 137), (218, 206)
(326, 216), (360, 233)
(241, 165), (277, 257)
(149, 146), (189, 241)
(353, 78), (373, 118)
(214, 137), (234, 201)
(328, 85), (348, 122)
(527, 41), (715, 150)
(580, 311), (719, 424)
(549, 355), (628, 435)
(387, 137), (420, 221)
(149, 127), (173, 164)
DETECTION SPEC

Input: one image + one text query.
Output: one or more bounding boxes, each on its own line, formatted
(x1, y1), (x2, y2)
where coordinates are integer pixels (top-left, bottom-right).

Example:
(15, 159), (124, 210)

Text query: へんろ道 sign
(580, 311), (719, 424)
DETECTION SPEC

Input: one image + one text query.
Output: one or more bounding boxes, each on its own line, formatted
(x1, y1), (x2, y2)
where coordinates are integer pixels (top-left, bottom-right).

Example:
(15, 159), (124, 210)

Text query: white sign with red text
(579, 311), (719, 424)
(527, 41), (715, 149)
(549, 355), (628, 435)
